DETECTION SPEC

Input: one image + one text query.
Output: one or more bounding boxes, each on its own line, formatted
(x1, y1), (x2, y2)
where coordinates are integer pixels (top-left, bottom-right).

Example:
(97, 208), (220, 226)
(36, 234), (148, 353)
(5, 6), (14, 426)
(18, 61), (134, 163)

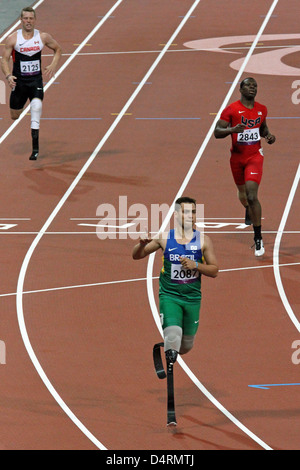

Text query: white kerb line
(273, 164), (300, 332)
(147, 0), (279, 451)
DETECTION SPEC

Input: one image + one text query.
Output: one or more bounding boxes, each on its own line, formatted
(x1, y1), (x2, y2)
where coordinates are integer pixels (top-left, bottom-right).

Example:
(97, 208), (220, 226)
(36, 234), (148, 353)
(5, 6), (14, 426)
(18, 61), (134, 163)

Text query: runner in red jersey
(214, 77), (276, 256)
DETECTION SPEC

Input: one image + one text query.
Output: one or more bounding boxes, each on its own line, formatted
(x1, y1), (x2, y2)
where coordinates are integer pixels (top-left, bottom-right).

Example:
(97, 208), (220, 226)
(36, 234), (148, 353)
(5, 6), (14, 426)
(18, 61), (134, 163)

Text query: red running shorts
(230, 150), (264, 186)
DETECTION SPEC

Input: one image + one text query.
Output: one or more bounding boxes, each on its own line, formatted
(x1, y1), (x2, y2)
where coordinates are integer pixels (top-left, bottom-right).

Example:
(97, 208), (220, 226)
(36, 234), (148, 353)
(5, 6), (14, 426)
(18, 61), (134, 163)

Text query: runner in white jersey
(13, 29), (44, 80)
(1, 7), (62, 160)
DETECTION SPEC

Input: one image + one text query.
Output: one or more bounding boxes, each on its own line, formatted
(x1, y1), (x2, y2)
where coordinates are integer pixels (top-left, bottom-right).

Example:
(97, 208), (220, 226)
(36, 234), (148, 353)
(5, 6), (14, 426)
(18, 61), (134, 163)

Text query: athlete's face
(21, 13), (36, 33)
(176, 203), (196, 231)
(240, 79), (257, 99)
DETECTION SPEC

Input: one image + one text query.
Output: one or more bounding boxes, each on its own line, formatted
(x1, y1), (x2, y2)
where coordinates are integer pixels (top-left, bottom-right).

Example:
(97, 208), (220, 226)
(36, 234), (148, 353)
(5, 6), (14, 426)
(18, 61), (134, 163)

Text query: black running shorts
(10, 76), (44, 110)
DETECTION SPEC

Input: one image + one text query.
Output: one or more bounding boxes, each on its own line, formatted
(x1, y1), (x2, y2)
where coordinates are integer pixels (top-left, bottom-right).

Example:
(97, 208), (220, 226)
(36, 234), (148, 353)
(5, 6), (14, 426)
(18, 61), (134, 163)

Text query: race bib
(237, 128), (260, 144)
(20, 60), (40, 76)
(171, 264), (199, 284)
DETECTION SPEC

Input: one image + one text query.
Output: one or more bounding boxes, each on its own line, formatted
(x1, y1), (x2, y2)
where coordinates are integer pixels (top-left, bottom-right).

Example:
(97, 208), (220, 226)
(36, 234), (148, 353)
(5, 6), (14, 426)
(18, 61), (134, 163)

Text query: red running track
(0, 0), (299, 450)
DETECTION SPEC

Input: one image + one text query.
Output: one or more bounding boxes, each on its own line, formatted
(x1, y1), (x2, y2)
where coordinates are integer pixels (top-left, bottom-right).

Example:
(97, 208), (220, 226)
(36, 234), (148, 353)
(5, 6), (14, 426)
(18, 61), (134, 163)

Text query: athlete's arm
(214, 118), (246, 139)
(1, 33), (17, 88)
(260, 119), (276, 144)
(132, 233), (165, 259)
(132, 235), (161, 259)
(197, 235), (218, 278)
(41, 32), (62, 78)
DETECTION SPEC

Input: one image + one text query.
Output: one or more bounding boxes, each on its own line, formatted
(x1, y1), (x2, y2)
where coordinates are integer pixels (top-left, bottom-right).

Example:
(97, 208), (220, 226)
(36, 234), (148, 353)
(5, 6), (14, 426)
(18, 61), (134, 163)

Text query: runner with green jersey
(159, 228), (203, 336)
(132, 196), (218, 360)
(133, 197), (218, 426)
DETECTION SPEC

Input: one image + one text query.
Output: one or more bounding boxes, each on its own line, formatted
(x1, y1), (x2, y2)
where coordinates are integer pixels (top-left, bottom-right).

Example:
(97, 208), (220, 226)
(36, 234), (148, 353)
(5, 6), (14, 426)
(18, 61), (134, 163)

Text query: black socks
(31, 129), (39, 152)
(30, 129), (39, 160)
(254, 225), (262, 240)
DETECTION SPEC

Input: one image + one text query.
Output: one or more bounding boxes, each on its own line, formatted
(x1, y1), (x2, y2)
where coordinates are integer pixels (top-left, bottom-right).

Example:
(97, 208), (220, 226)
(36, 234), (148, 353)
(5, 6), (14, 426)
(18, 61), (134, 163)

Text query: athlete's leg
(245, 180), (265, 255)
(10, 108), (23, 120)
(164, 325), (182, 354)
(30, 97), (42, 130)
(180, 335), (196, 355)
(9, 86), (27, 120)
(160, 296), (184, 365)
(245, 180), (261, 227)
(231, 158), (252, 223)
(237, 184), (248, 208)
(244, 152), (264, 231)
(181, 301), (200, 355)
(28, 79), (44, 160)
(29, 98), (43, 160)
(236, 184), (252, 224)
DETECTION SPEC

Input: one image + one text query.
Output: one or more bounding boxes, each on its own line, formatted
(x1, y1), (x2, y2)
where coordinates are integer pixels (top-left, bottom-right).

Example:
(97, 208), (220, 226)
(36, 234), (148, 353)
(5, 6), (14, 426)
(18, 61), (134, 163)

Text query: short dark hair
(240, 77), (256, 89)
(21, 7), (36, 18)
(175, 196), (196, 211)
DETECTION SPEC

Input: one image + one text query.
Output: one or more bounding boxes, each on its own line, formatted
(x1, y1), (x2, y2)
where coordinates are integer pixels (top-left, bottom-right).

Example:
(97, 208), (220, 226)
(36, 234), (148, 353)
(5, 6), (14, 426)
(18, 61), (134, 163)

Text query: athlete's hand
(232, 123), (247, 133)
(139, 232), (152, 245)
(179, 256), (196, 270)
(265, 133), (276, 144)
(7, 75), (17, 88)
(44, 64), (56, 78)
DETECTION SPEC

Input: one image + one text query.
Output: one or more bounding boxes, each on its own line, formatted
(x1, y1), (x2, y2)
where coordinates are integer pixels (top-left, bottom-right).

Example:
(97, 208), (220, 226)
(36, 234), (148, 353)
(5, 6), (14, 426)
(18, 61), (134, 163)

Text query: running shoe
(254, 238), (265, 256)
(29, 151), (39, 161)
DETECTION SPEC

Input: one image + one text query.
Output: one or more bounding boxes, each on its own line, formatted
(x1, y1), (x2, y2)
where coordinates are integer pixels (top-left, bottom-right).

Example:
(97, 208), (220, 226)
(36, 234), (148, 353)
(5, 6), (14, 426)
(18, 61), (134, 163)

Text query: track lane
(2, 0), (129, 448)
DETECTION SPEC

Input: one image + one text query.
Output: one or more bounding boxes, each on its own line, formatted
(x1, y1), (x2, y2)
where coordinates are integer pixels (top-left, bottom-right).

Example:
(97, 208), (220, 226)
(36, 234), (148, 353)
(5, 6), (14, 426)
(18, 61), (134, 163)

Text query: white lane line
(221, 262), (300, 273)
(273, 164), (300, 332)
(15, 0), (128, 452)
(2, 261), (300, 299)
(146, 0), (279, 452)
(78, 223), (135, 229)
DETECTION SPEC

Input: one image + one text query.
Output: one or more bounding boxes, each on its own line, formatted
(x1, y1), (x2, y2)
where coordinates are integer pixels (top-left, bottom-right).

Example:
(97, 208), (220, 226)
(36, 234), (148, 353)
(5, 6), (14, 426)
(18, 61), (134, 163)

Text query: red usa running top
(220, 100), (267, 156)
